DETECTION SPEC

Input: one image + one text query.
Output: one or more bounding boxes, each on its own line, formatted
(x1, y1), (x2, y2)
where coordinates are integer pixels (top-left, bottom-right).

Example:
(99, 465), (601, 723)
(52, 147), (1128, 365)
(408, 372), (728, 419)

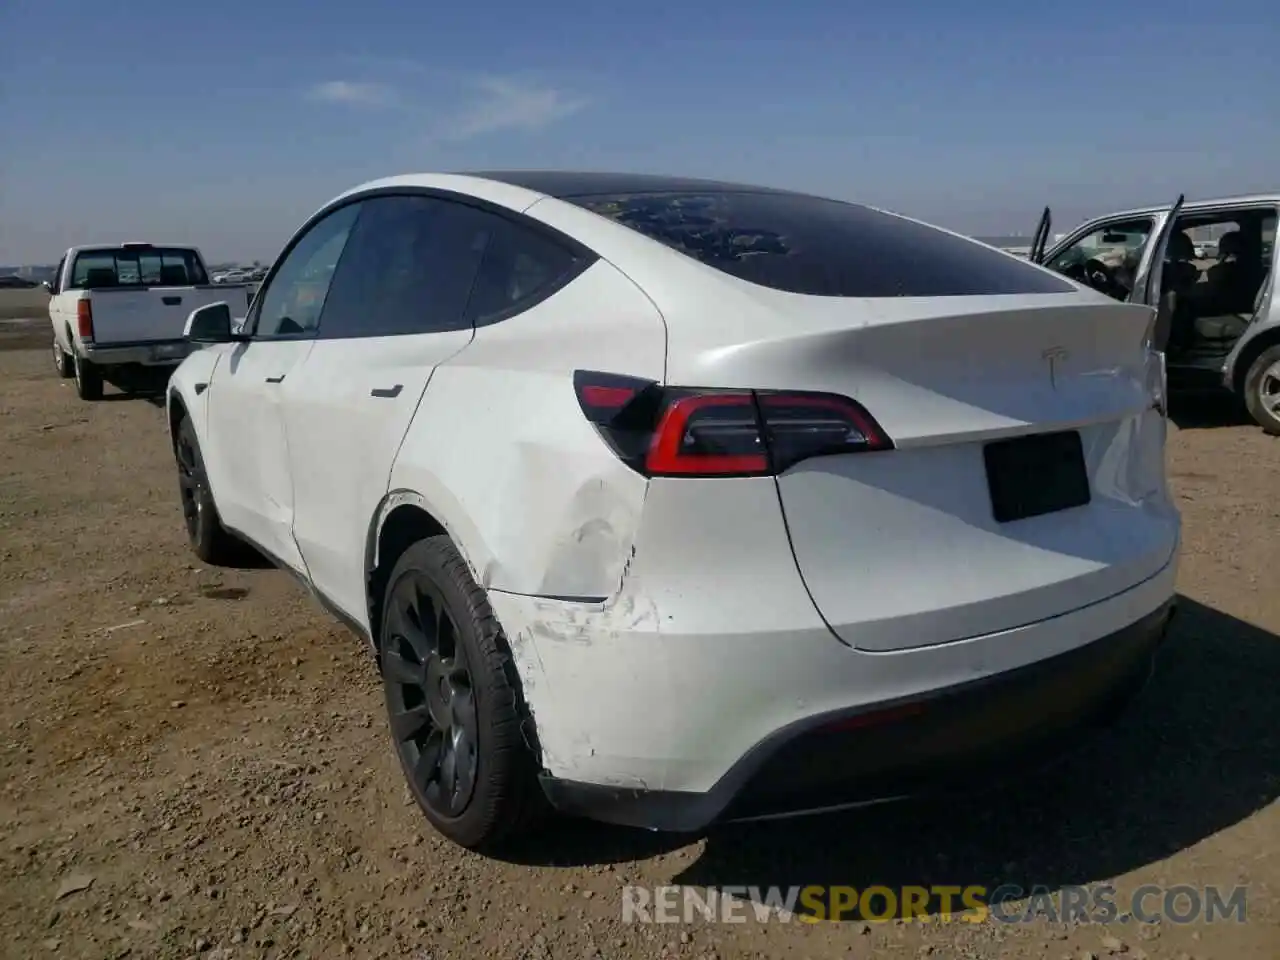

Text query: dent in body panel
(532, 468), (645, 599)
(498, 560), (663, 787)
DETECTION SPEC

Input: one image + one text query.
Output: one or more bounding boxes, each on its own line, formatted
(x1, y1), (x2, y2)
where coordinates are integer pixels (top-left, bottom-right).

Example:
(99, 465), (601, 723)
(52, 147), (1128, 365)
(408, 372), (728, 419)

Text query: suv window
(569, 190), (1074, 297)
(1044, 217), (1155, 298)
(254, 202), (362, 337)
(318, 195), (492, 338)
(466, 216), (581, 326)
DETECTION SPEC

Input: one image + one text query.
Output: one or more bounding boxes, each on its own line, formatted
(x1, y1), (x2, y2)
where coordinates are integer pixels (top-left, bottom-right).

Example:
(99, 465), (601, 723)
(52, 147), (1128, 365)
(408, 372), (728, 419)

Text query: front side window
(318, 195), (492, 339)
(569, 190), (1075, 297)
(1044, 217), (1155, 299)
(253, 203), (362, 337)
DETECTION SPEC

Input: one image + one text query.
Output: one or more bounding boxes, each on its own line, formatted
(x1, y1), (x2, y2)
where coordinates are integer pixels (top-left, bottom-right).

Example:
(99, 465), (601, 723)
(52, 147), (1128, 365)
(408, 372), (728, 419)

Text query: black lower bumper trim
(539, 600), (1175, 833)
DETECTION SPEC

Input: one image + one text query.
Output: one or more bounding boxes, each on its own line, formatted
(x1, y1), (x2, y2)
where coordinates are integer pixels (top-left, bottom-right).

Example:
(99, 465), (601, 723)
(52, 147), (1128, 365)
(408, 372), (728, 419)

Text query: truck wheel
(52, 336), (73, 378)
(380, 536), (544, 851)
(174, 416), (242, 564)
(1242, 345), (1280, 436)
(72, 352), (104, 401)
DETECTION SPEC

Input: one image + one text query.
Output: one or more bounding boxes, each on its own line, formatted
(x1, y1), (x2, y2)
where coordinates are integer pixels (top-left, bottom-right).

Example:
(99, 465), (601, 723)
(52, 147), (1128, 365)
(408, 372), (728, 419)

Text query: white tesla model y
(166, 172), (1181, 850)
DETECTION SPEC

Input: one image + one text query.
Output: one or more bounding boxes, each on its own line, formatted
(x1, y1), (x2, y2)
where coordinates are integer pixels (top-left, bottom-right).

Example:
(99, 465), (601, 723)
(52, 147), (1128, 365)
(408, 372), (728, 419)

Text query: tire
(174, 416), (242, 565)
(72, 351), (104, 401)
(52, 335), (73, 378)
(379, 536), (543, 850)
(1242, 345), (1280, 436)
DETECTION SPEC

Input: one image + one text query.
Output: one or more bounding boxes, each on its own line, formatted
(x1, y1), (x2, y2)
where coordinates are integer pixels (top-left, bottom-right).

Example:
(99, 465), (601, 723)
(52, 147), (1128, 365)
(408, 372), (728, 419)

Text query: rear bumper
(80, 338), (191, 367)
(540, 599), (1174, 832)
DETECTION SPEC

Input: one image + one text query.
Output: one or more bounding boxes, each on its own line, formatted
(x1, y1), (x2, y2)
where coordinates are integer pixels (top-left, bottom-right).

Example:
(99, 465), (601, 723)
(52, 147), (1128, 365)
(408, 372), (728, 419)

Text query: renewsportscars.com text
(621, 884), (1248, 925)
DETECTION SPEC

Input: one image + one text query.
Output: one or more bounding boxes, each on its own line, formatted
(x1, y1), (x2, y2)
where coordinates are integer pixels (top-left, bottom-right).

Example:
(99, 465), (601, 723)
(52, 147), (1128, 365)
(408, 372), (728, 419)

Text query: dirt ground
(1, 321), (1277, 960)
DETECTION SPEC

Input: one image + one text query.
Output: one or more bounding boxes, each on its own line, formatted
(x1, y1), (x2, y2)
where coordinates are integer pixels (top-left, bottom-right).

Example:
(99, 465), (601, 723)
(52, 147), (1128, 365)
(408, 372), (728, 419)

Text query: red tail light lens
(646, 393), (767, 475)
(573, 371), (893, 477)
(757, 390), (892, 472)
(76, 299), (94, 340)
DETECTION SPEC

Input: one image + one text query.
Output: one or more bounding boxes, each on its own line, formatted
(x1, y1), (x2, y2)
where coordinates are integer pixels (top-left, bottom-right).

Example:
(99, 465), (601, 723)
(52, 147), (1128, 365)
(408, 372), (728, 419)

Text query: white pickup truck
(47, 242), (254, 400)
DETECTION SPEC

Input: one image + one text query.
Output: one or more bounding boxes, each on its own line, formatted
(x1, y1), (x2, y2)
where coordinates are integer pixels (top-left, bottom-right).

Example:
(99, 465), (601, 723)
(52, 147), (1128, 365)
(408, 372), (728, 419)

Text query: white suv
(167, 172), (1181, 850)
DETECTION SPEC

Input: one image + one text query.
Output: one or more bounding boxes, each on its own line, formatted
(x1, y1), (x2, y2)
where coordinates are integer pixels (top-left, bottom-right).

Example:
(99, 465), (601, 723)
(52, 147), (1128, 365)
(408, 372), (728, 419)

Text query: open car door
(1029, 206), (1051, 264)
(1128, 194), (1186, 353)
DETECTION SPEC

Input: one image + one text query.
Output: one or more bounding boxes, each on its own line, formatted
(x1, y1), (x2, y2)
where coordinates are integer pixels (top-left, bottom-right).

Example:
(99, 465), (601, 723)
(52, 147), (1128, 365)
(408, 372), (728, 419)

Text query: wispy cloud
(306, 67), (591, 141)
(307, 80), (396, 107)
(437, 76), (590, 142)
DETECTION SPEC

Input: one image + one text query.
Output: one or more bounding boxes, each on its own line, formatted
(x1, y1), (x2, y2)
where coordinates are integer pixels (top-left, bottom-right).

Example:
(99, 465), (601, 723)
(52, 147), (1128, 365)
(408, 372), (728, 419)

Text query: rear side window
(465, 217), (582, 326)
(569, 191), (1074, 297)
(318, 195), (492, 338)
(68, 248), (209, 289)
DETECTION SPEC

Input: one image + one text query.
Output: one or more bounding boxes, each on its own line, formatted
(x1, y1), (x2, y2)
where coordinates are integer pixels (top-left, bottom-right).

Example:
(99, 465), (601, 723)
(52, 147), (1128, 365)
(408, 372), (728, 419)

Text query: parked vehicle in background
(47, 243), (255, 400)
(1030, 194), (1280, 433)
(0, 275), (41, 289)
(167, 171), (1179, 851)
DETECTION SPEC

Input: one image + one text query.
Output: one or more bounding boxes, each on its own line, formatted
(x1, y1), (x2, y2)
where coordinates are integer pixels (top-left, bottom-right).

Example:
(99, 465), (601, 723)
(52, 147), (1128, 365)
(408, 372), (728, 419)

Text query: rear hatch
(557, 186), (1178, 651)
(748, 294), (1178, 652)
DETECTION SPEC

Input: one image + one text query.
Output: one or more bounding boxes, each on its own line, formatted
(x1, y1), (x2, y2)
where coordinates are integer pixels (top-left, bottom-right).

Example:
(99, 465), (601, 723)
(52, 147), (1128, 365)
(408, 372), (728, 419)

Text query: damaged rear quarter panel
(385, 257), (666, 600)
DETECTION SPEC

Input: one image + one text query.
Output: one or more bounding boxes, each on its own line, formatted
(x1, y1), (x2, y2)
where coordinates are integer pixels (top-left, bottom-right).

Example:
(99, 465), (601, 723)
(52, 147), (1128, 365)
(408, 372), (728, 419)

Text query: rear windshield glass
(69, 248), (209, 289)
(569, 191), (1074, 297)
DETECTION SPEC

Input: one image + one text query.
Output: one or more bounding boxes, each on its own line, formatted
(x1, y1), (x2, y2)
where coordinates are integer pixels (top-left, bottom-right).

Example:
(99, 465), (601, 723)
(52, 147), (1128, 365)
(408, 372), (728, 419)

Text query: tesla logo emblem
(1042, 346), (1069, 388)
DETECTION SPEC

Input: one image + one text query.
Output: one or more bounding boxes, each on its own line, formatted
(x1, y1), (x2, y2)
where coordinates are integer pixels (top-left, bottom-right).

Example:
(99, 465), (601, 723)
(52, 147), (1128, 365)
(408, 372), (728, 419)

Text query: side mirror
(41, 281), (53, 293)
(184, 302), (235, 342)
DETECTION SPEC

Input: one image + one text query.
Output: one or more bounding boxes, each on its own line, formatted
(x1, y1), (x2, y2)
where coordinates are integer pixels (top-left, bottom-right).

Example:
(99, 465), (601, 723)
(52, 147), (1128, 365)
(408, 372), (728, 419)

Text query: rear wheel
(1242, 345), (1280, 436)
(52, 336), (73, 378)
(380, 536), (543, 850)
(174, 416), (242, 564)
(72, 351), (103, 400)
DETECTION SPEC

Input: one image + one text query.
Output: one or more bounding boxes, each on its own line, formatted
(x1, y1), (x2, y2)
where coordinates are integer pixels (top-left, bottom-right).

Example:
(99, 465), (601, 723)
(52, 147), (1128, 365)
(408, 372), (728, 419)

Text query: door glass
(318, 196), (492, 338)
(254, 203), (362, 337)
(1162, 208), (1278, 352)
(465, 217), (581, 325)
(1044, 217), (1154, 299)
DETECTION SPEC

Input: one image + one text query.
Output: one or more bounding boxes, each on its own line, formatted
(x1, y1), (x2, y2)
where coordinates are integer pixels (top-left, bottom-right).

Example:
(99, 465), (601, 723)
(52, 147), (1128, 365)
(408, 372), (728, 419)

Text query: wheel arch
(166, 388), (189, 454)
(364, 490), (476, 651)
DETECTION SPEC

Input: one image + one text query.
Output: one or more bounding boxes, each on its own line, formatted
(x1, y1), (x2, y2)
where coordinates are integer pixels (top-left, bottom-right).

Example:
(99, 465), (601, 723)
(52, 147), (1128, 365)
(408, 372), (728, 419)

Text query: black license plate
(983, 430), (1090, 523)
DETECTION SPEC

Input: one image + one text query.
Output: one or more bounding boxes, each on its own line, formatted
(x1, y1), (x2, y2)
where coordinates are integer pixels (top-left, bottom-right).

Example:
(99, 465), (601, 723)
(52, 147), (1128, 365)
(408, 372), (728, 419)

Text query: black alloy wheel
(175, 423), (207, 541)
(383, 569), (481, 819)
(174, 417), (240, 564)
(378, 535), (543, 850)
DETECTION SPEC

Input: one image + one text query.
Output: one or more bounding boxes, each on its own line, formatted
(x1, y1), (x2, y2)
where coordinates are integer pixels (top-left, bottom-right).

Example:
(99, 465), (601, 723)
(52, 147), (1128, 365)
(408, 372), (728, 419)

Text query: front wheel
(52, 336), (73, 378)
(1242, 345), (1280, 436)
(174, 416), (242, 564)
(380, 536), (544, 850)
(72, 351), (103, 400)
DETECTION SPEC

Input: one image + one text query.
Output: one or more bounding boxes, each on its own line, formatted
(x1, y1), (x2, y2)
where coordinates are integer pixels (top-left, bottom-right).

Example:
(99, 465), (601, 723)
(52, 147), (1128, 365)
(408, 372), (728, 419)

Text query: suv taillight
(573, 370), (893, 478)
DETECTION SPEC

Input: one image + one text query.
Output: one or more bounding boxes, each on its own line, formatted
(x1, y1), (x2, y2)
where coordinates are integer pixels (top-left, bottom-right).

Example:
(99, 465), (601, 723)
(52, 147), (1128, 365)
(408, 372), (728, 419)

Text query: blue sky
(2, 0), (1276, 263)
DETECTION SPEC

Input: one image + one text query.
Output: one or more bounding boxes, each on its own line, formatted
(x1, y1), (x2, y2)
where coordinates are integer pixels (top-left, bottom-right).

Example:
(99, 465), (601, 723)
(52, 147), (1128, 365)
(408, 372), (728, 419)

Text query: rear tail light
(573, 370), (892, 478)
(76, 299), (94, 340)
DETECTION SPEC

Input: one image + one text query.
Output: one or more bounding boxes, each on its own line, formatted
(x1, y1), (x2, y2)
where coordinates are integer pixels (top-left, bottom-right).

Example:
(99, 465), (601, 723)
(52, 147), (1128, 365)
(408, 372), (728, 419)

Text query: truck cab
(1031, 195), (1280, 433)
(48, 242), (254, 400)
